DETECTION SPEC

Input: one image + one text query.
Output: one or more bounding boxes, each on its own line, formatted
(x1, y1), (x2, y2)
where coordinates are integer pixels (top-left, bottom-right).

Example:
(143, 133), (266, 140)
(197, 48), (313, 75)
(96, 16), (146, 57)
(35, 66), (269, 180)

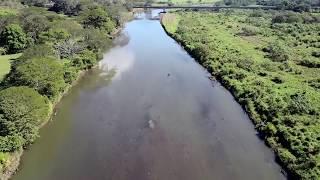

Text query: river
(13, 10), (285, 180)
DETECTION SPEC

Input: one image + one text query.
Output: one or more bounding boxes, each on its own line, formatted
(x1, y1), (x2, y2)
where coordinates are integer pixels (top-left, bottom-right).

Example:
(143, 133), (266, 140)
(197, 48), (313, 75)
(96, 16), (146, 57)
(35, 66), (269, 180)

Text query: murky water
(13, 11), (285, 180)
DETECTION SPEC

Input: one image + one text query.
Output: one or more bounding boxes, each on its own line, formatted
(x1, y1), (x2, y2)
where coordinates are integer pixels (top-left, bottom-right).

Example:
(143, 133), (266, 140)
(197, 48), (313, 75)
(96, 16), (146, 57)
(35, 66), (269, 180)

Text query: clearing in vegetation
(0, 54), (20, 81)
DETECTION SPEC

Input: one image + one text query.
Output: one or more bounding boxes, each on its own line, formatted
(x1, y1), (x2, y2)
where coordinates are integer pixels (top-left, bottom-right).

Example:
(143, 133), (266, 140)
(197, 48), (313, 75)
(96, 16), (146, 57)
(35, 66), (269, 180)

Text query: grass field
(0, 54), (21, 81)
(162, 10), (320, 179)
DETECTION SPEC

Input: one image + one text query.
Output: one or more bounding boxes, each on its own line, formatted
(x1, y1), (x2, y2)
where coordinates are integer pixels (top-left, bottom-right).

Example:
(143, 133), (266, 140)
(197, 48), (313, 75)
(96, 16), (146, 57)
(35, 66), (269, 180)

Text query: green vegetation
(0, 87), (51, 151)
(0, 0), (129, 178)
(162, 10), (320, 179)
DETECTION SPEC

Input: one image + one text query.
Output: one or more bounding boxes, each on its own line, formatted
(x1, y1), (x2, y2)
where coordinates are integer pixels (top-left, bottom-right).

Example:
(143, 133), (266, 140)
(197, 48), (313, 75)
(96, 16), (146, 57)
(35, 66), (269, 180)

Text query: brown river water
(13, 10), (285, 180)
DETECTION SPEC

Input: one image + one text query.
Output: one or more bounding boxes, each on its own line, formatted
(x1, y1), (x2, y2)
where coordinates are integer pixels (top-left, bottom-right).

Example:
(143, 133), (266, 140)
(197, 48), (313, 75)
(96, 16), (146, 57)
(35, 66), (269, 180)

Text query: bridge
(132, 5), (278, 10)
(132, 5), (320, 11)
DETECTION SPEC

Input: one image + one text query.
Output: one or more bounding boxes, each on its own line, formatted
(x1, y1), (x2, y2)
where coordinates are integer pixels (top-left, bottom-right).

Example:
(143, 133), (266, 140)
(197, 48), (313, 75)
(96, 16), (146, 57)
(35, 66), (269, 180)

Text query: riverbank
(161, 11), (320, 179)
(0, 2), (131, 179)
(0, 66), (91, 180)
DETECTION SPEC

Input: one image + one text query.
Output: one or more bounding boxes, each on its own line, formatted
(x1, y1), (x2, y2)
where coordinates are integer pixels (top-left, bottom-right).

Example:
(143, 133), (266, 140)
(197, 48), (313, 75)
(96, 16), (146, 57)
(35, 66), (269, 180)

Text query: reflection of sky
(134, 9), (163, 20)
(99, 46), (135, 81)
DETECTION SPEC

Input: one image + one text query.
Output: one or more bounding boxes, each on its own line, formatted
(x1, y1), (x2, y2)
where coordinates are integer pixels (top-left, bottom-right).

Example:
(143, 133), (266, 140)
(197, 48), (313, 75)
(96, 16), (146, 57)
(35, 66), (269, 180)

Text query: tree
(50, 0), (82, 15)
(0, 24), (27, 54)
(0, 86), (51, 149)
(80, 6), (116, 34)
(21, 0), (49, 6)
(54, 39), (84, 59)
(39, 28), (71, 43)
(22, 14), (49, 42)
(5, 57), (66, 99)
(83, 28), (112, 52)
(72, 49), (97, 70)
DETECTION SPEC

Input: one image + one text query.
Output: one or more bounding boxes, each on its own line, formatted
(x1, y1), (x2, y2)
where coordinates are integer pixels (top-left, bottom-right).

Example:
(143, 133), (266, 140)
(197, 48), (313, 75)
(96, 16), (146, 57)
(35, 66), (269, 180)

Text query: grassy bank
(162, 11), (320, 179)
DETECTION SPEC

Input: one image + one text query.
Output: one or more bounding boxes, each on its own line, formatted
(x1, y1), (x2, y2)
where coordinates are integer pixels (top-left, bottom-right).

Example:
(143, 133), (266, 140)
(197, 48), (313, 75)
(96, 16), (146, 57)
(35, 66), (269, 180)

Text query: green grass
(0, 54), (21, 81)
(0, 152), (9, 169)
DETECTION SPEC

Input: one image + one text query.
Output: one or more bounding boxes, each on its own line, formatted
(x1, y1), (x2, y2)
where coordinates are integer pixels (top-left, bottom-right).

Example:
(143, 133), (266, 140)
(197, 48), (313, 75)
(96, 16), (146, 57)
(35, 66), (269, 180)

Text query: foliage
(0, 24), (27, 54)
(19, 44), (57, 60)
(0, 86), (50, 151)
(79, 5), (116, 34)
(0, 0), (126, 175)
(72, 49), (97, 70)
(263, 41), (289, 62)
(21, 14), (49, 43)
(39, 28), (71, 43)
(49, 0), (82, 15)
(5, 57), (66, 99)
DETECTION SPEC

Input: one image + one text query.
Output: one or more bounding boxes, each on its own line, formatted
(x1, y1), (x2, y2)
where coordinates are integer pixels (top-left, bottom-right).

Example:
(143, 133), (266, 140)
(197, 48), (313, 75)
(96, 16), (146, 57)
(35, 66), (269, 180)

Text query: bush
(0, 135), (24, 152)
(272, 13), (303, 24)
(299, 59), (320, 68)
(19, 44), (57, 60)
(0, 47), (6, 55)
(288, 92), (314, 114)
(39, 28), (71, 43)
(240, 26), (259, 36)
(0, 87), (51, 150)
(49, 0), (81, 15)
(278, 148), (297, 164)
(0, 24), (27, 54)
(72, 49), (97, 70)
(264, 41), (290, 62)
(5, 57), (66, 99)
(21, 14), (49, 42)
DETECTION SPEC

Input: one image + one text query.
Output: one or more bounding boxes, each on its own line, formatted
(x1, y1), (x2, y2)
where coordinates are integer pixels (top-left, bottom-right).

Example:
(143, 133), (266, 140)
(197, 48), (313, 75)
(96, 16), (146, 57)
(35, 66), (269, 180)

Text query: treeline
(162, 10), (320, 179)
(0, 0), (128, 172)
(217, 0), (319, 12)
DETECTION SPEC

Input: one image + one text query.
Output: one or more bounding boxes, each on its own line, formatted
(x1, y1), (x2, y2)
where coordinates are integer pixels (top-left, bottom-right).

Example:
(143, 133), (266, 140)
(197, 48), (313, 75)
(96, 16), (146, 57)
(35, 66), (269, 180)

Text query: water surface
(13, 11), (285, 180)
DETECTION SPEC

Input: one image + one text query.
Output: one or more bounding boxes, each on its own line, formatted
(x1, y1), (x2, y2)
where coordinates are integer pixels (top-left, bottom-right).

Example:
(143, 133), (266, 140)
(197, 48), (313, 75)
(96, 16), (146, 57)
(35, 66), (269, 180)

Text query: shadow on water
(13, 10), (285, 180)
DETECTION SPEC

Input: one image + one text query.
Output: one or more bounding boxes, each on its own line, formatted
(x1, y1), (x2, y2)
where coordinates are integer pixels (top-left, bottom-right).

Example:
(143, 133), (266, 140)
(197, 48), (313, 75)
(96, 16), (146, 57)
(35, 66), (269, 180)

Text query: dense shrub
(19, 44), (57, 60)
(72, 49), (97, 70)
(240, 26), (259, 36)
(288, 92), (314, 114)
(0, 24), (27, 53)
(21, 14), (49, 42)
(0, 87), (50, 151)
(264, 41), (290, 62)
(299, 59), (320, 68)
(5, 57), (66, 99)
(272, 13), (303, 24)
(39, 28), (71, 43)
(79, 6), (116, 34)
(49, 0), (82, 15)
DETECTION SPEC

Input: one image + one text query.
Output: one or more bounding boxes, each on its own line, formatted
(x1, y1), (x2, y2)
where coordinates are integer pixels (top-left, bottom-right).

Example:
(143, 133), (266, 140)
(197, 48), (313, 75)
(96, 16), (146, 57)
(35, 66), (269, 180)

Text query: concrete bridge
(132, 5), (278, 10)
